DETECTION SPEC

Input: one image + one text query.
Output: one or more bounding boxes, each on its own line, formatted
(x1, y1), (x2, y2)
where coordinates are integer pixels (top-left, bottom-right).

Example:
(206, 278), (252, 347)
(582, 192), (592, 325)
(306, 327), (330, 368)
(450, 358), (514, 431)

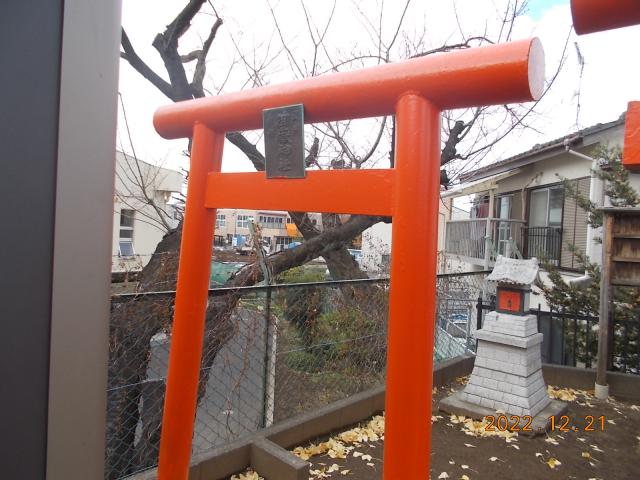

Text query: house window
(275, 236), (292, 251)
(530, 186), (563, 227)
(496, 195), (512, 256)
(471, 194), (490, 218)
(216, 213), (226, 228)
(236, 215), (253, 229)
(497, 195), (512, 219)
(527, 186), (563, 264)
(258, 215), (285, 229)
(119, 209), (135, 257)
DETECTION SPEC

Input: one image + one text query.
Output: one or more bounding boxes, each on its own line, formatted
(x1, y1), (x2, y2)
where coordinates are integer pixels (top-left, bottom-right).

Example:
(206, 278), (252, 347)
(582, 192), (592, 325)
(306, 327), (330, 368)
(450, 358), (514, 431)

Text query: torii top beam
(154, 38), (544, 139)
(571, 0), (640, 35)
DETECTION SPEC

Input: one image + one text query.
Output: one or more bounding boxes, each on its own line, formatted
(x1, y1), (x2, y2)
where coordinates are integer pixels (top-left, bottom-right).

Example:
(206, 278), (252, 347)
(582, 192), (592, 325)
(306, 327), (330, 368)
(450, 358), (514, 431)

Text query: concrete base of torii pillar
(439, 312), (567, 436)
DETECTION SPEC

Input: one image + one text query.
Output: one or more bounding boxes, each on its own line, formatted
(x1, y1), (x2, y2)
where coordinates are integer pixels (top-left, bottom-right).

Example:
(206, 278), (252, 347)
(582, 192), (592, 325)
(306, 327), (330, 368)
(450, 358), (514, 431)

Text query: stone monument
(440, 256), (566, 434)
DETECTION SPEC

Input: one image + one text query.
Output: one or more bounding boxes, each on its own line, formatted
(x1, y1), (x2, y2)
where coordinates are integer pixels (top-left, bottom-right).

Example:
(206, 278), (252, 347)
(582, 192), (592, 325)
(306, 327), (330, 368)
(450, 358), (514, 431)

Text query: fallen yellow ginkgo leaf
(546, 458), (561, 469)
(230, 470), (264, 480)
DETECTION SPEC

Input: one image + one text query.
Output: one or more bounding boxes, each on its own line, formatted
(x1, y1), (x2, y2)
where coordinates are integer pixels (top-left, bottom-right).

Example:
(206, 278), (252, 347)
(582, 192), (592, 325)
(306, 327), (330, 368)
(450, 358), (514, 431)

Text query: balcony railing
(260, 222), (286, 230)
(444, 218), (525, 264)
(524, 226), (562, 265)
(445, 219), (489, 260)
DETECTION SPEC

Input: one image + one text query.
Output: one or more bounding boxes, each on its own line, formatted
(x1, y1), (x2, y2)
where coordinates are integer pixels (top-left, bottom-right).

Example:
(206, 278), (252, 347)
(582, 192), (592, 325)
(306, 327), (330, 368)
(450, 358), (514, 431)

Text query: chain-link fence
(106, 271), (488, 479)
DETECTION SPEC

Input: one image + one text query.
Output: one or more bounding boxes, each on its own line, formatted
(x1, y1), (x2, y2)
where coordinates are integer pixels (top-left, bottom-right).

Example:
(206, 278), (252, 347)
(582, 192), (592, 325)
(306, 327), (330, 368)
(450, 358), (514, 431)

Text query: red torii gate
(153, 38), (544, 480)
(571, 0), (640, 35)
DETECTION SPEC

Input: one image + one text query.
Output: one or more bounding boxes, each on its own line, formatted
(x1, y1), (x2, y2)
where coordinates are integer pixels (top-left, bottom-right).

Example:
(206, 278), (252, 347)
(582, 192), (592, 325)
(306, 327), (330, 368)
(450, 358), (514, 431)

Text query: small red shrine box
(496, 283), (530, 315)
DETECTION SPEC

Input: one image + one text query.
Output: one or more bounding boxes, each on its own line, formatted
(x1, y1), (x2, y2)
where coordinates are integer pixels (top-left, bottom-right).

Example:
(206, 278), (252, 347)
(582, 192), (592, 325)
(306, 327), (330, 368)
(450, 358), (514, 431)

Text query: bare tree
(115, 93), (181, 234)
(106, 0), (569, 476)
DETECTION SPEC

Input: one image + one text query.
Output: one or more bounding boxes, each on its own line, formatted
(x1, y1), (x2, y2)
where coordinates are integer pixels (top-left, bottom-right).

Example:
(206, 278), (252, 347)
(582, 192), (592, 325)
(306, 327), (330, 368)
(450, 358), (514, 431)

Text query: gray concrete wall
(0, 1), (122, 478)
(0, 2), (65, 477)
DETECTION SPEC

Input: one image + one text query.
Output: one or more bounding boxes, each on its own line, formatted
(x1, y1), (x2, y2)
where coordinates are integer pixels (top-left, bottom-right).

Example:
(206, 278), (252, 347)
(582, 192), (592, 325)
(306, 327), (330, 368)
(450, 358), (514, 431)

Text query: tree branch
(225, 132), (266, 171)
(161, 0), (206, 48)
(192, 16), (224, 94)
(441, 120), (465, 166)
(180, 50), (201, 63)
(231, 214), (382, 286)
(121, 29), (174, 100)
(152, 0), (208, 101)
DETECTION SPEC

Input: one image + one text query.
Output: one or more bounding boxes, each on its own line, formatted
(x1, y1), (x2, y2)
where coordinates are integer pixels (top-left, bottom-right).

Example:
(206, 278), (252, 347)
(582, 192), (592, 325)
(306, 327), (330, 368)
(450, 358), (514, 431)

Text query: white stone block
(480, 397), (494, 409)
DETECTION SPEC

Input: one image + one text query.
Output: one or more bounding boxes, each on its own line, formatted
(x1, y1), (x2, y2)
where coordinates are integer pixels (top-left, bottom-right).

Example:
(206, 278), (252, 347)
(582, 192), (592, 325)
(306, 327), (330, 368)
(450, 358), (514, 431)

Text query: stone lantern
(440, 256), (566, 433)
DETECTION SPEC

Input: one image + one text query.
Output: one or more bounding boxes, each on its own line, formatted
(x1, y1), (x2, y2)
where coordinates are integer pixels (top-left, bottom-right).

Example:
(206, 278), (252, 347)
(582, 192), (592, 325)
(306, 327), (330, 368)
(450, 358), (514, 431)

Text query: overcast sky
(117, 0), (640, 178)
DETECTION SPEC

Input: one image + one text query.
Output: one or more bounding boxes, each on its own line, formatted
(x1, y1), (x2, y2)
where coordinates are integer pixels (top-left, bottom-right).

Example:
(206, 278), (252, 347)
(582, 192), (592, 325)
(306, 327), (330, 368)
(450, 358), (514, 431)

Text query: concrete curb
(542, 364), (640, 401)
(131, 356), (638, 479)
(132, 354), (475, 480)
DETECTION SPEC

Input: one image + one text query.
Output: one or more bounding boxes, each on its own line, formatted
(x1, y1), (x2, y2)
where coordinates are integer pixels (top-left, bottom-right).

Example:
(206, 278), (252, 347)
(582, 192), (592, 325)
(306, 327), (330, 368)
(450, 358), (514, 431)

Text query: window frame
(236, 214), (254, 229)
(118, 209), (136, 258)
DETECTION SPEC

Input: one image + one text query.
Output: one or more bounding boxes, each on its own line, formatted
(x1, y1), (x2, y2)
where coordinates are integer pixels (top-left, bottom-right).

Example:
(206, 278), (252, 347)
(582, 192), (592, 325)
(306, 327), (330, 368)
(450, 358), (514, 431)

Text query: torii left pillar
(152, 38), (545, 480)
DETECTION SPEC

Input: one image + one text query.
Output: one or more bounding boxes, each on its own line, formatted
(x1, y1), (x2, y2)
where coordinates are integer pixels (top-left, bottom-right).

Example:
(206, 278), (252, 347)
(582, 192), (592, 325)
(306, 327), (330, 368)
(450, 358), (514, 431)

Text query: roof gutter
(564, 140), (604, 288)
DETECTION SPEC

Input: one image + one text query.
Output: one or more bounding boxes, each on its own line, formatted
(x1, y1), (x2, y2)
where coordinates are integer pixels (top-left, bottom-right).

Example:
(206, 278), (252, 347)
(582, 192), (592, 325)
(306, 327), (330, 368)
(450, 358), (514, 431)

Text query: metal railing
(444, 218), (524, 263)
(524, 226), (562, 265)
(475, 298), (639, 374)
(106, 271), (488, 479)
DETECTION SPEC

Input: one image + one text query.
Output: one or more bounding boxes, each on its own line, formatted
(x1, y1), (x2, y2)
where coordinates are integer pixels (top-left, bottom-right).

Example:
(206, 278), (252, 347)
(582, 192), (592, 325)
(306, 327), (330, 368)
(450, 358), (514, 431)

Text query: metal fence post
(474, 295), (484, 352)
(261, 287), (276, 428)
(476, 295), (483, 332)
(607, 308), (615, 371)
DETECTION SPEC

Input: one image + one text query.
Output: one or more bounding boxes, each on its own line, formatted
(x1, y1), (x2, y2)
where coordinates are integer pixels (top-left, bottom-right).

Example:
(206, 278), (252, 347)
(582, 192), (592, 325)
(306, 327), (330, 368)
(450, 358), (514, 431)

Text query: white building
(213, 209), (323, 253)
(112, 151), (184, 273)
(360, 200), (467, 275)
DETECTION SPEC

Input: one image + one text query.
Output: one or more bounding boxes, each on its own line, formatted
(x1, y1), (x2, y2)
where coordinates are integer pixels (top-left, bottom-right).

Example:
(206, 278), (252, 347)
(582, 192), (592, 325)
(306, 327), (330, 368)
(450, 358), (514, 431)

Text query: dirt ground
(292, 379), (640, 480)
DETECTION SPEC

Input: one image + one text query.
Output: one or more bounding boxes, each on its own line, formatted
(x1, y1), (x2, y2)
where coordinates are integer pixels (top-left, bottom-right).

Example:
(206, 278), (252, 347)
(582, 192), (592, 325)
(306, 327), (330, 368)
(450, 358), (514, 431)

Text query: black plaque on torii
(263, 104), (305, 179)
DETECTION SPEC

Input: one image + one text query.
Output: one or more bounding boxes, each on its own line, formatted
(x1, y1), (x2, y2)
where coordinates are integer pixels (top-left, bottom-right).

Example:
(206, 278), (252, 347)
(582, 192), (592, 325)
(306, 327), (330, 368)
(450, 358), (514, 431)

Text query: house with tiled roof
(442, 113), (640, 284)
